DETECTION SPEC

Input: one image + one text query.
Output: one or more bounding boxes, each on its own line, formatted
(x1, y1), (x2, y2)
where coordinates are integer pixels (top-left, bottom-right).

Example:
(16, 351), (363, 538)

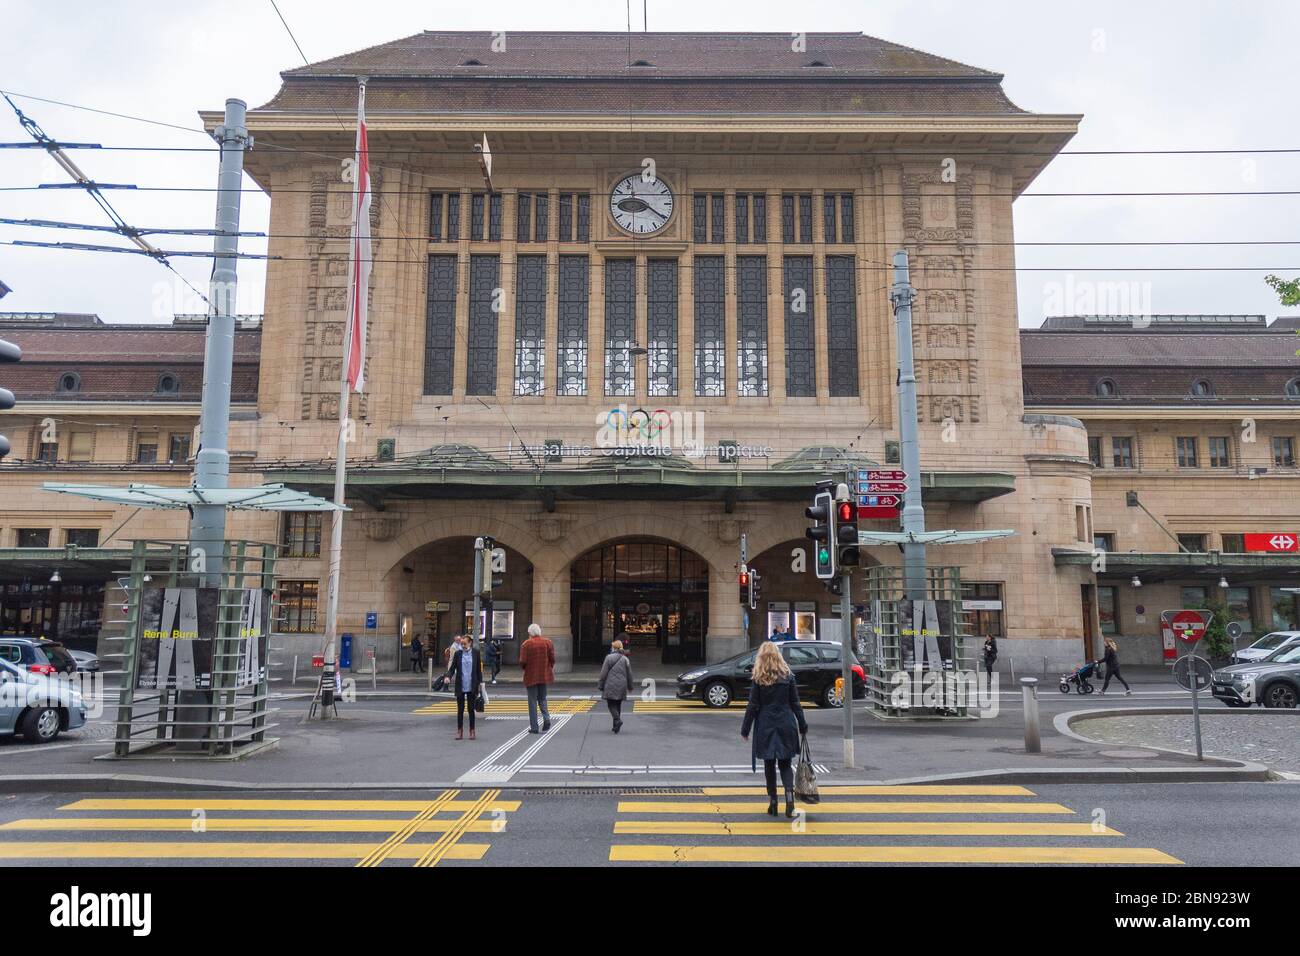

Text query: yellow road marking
(61, 798), (520, 813)
(616, 801), (1074, 815)
(609, 845), (1182, 864)
(357, 791), (458, 867)
(2, 818), (508, 834)
(699, 786), (1036, 797)
(614, 821), (1123, 836)
(0, 841), (490, 861)
(414, 789), (501, 868)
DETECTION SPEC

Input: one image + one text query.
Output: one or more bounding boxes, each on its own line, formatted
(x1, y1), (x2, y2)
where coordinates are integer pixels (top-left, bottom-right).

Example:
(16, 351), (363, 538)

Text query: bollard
(1020, 677), (1041, 753)
(427, 656), (434, 694)
(369, 648), (377, 690)
(292, 655), (298, 686)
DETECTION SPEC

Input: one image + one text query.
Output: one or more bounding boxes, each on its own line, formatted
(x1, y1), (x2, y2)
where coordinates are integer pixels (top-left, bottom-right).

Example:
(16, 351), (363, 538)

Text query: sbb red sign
(1244, 532), (1298, 553)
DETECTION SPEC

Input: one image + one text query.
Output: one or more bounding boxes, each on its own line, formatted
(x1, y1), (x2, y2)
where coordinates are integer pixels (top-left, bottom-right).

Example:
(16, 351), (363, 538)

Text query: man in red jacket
(519, 622), (555, 733)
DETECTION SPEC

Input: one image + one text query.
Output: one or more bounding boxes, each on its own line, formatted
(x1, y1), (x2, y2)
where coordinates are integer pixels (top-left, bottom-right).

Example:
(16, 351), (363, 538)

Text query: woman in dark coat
(1098, 638), (1131, 695)
(597, 639), (634, 733)
(446, 635), (483, 739)
(982, 636), (998, 680)
(741, 641), (808, 818)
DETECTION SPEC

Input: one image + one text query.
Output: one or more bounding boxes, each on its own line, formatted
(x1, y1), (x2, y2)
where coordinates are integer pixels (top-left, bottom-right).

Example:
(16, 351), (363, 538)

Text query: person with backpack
(597, 639), (634, 733)
(741, 641), (808, 819)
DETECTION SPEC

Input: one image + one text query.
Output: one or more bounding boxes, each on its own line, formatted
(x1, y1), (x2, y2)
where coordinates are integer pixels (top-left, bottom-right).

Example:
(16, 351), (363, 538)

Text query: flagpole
(319, 76), (368, 716)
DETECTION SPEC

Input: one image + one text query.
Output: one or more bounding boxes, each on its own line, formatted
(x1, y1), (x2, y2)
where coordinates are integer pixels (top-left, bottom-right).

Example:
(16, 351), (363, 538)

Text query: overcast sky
(2, 0), (1297, 326)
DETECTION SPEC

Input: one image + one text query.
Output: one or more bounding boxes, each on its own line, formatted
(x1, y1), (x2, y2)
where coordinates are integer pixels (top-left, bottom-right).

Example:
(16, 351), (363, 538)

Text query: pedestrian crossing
(608, 785), (1183, 865)
(0, 792), (518, 865)
(412, 698), (595, 716)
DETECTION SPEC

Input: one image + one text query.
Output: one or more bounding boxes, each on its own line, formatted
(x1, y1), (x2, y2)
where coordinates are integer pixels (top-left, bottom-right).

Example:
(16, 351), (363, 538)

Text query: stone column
(532, 559), (574, 673)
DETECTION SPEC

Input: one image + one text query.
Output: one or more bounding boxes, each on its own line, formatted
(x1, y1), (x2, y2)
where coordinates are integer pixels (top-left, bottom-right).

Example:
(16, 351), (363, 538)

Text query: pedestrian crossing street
(0, 792), (518, 865)
(608, 785), (1185, 864)
(412, 698), (596, 716)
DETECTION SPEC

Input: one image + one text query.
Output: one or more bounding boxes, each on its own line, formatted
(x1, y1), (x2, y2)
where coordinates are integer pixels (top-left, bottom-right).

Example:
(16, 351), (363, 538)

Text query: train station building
(1, 32), (1296, 672)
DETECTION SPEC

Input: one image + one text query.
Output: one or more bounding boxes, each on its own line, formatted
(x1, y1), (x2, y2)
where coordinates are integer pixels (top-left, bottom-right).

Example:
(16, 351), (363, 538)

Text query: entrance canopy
(857, 529), (1016, 546)
(42, 482), (347, 512)
(1053, 547), (1300, 583)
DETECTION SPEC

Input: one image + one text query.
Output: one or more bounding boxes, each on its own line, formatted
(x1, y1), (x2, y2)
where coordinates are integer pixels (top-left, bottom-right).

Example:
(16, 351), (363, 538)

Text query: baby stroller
(1058, 661), (1098, 694)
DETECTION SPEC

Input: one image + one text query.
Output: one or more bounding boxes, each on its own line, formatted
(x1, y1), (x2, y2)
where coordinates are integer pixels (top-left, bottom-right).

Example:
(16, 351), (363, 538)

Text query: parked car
(0, 638), (79, 676)
(676, 640), (867, 708)
(1230, 630), (1300, 665)
(0, 657), (88, 743)
(67, 649), (100, 673)
(1212, 643), (1300, 709)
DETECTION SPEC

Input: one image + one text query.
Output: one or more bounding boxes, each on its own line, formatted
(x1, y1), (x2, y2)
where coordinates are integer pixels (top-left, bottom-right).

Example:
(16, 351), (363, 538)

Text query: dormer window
(804, 60), (830, 67)
(57, 372), (81, 394)
(631, 59), (654, 67)
(459, 58), (483, 66)
(1286, 377), (1300, 399)
(156, 373), (180, 396)
(1189, 379), (1215, 398)
(1094, 378), (1117, 399)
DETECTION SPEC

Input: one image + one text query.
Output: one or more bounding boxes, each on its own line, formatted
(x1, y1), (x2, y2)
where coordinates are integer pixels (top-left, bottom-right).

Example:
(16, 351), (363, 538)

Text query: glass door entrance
(570, 540), (709, 665)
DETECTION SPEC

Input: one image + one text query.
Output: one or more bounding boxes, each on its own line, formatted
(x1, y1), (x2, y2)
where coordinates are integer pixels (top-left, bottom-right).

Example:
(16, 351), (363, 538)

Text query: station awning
(858, 529), (1016, 546)
(1052, 548), (1300, 583)
(42, 482), (347, 512)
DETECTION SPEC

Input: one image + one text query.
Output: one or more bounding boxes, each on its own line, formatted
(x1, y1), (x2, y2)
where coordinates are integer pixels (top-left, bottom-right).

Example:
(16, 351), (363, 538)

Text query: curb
(0, 761), (1274, 794)
(1056, 706), (1294, 776)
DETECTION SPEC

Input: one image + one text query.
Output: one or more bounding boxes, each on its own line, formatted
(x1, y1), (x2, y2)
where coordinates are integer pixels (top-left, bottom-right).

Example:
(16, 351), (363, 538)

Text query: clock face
(609, 174), (674, 235)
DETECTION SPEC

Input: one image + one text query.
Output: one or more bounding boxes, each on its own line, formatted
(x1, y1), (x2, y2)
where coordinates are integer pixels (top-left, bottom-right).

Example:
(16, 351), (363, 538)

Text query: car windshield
(1263, 645), (1300, 665)
(1252, 632), (1292, 650)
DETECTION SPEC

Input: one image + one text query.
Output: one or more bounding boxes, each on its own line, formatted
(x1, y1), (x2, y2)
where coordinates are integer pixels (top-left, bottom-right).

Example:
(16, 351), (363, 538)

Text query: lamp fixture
(49, 570), (61, 584)
(1218, 576), (1229, 589)
(1130, 575), (1142, 588)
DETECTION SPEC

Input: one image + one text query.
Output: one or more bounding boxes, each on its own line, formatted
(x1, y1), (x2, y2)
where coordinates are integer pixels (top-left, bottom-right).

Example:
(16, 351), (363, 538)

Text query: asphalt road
(0, 781), (1293, 867)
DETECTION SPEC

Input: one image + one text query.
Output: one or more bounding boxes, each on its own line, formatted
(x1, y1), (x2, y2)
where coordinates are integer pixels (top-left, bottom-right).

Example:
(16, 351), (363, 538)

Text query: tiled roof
(283, 31), (1001, 80)
(1019, 331), (1300, 368)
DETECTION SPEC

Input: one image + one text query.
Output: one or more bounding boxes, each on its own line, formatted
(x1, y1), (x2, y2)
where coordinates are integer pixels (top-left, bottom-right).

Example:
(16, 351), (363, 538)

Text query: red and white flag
(345, 89), (371, 393)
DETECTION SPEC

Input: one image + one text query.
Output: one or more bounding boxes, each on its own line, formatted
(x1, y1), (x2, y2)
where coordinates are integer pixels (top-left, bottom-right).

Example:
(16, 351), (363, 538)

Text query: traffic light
(0, 337), (19, 460)
(805, 483), (837, 580)
(749, 569), (762, 610)
(836, 497), (860, 567)
(738, 565), (750, 606)
(477, 535), (496, 599)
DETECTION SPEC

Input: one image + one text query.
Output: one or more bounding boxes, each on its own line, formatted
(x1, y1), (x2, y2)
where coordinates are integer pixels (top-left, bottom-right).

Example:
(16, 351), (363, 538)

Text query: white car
(1232, 631), (1300, 665)
(0, 657), (87, 743)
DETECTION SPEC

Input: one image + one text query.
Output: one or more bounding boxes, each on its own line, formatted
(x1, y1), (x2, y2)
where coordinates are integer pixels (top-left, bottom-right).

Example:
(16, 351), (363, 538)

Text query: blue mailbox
(340, 633), (354, 669)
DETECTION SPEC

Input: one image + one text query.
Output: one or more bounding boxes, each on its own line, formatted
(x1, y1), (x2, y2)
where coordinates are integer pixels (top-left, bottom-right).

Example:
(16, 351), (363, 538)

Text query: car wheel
(703, 680), (732, 708)
(1262, 683), (1298, 709)
(820, 681), (844, 708)
(20, 707), (62, 744)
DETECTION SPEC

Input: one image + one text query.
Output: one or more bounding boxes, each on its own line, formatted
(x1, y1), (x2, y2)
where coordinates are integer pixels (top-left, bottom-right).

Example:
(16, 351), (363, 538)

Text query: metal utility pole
(189, 98), (249, 580)
(839, 566), (854, 769)
(890, 250), (926, 600)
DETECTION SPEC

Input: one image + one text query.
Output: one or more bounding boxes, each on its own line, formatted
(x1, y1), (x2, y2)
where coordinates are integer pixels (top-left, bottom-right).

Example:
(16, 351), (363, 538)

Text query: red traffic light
(837, 501), (854, 523)
(738, 571), (749, 586)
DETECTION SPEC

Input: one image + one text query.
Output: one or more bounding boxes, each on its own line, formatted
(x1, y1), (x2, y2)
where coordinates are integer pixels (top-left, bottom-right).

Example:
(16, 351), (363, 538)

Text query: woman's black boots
(766, 791), (778, 816)
(784, 790), (795, 818)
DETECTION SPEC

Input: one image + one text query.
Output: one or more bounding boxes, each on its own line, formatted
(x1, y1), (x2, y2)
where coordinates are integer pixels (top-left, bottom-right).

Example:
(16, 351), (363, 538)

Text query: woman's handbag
(474, 684), (488, 713)
(432, 673), (448, 693)
(794, 733), (820, 804)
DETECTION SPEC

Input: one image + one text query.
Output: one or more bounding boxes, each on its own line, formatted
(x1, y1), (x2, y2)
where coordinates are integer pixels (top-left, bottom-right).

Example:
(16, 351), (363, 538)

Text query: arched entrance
(570, 538), (709, 665)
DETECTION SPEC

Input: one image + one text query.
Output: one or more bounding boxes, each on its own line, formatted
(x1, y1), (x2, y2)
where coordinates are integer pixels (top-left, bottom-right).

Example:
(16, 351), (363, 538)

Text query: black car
(1211, 643), (1300, 708)
(676, 640), (867, 708)
(0, 638), (78, 676)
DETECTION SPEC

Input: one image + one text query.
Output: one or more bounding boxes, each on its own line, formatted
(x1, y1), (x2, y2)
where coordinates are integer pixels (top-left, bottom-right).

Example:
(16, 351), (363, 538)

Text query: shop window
(281, 512), (322, 559)
(1208, 436), (1231, 468)
(277, 580), (319, 633)
(1271, 588), (1300, 630)
(1225, 587), (1253, 637)
(961, 582), (1005, 638)
(1098, 586), (1118, 635)
(65, 528), (99, 548)
(17, 529), (51, 549)
(1175, 436), (1199, 468)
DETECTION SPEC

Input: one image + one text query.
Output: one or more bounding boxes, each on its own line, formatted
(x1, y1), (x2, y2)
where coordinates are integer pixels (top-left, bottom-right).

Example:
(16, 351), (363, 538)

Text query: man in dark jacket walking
(485, 637), (503, 685)
(519, 623), (555, 733)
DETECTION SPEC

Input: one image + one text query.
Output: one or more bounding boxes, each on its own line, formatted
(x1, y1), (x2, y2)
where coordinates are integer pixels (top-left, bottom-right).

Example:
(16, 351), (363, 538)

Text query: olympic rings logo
(605, 406), (673, 441)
